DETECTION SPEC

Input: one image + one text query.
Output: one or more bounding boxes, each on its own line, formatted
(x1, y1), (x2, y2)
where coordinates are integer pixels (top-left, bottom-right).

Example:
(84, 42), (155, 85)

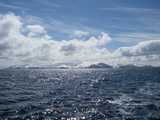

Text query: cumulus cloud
(0, 13), (22, 39)
(25, 25), (46, 37)
(111, 40), (160, 65)
(0, 13), (160, 68)
(67, 32), (111, 48)
(0, 13), (112, 68)
(0, 13), (52, 63)
(60, 43), (77, 56)
(115, 40), (160, 56)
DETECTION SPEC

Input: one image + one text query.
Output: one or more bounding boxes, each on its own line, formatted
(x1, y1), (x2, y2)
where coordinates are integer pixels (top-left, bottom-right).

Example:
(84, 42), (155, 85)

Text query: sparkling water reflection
(0, 68), (160, 119)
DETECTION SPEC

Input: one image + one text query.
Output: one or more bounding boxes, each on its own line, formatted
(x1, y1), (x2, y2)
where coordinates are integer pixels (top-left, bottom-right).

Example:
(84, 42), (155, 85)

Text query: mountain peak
(86, 63), (113, 68)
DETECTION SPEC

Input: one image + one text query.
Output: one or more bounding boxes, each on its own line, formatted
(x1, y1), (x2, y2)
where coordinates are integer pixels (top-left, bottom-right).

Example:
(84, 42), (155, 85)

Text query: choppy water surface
(0, 67), (160, 120)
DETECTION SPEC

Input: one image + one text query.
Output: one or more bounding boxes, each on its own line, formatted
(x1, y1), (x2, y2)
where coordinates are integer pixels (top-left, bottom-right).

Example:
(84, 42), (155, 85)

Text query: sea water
(0, 67), (160, 120)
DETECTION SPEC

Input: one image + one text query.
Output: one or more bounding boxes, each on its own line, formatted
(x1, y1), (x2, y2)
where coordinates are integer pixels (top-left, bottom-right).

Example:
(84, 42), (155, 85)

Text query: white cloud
(66, 32), (111, 48)
(0, 13), (112, 68)
(0, 13), (160, 68)
(26, 25), (45, 33)
(0, 13), (22, 39)
(115, 40), (160, 56)
(26, 25), (46, 37)
(60, 43), (77, 55)
(110, 40), (160, 65)
(70, 30), (89, 38)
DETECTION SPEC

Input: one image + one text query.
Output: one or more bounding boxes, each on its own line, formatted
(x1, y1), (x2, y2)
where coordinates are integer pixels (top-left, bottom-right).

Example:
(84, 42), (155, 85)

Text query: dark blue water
(0, 67), (160, 120)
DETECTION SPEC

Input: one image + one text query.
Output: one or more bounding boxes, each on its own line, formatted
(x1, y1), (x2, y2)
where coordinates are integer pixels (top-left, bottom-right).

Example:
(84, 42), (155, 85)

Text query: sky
(0, 0), (160, 68)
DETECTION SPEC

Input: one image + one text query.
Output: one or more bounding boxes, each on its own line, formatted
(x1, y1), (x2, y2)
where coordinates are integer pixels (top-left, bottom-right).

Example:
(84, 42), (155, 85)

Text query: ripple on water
(0, 68), (160, 119)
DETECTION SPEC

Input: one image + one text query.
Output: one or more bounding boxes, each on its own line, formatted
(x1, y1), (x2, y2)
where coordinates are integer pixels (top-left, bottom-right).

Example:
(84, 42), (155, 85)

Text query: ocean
(0, 67), (160, 120)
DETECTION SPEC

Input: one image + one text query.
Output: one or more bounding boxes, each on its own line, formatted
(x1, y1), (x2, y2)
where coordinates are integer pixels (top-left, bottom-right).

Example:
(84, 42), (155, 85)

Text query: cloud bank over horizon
(0, 13), (160, 68)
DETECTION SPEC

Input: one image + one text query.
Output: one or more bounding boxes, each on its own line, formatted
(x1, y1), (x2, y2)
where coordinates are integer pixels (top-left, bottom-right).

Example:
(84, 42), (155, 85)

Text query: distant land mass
(86, 63), (113, 68)
(118, 64), (153, 68)
(5, 62), (158, 69)
(57, 66), (69, 69)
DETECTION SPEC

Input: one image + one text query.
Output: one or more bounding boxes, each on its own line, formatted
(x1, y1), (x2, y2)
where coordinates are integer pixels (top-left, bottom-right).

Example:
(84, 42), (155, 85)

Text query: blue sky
(0, 0), (160, 68)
